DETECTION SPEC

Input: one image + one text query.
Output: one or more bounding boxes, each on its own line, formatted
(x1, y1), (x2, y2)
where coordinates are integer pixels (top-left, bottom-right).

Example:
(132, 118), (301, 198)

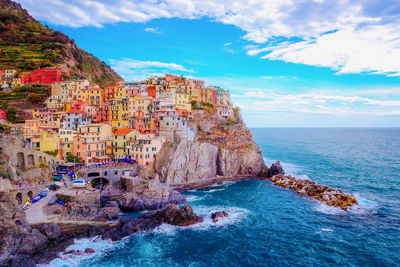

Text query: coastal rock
(39, 224), (61, 240)
(268, 174), (358, 210)
(211, 211), (228, 223)
(156, 140), (219, 184)
(152, 109), (267, 186)
(0, 191), (50, 266)
(119, 178), (185, 212)
(141, 204), (204, 226)
(84, 248), (95, 254)
(97, 206), (120, 220)
(268, 161), (285, 177)
(217, 146), (265, 177)
(103, 204), (203, 241)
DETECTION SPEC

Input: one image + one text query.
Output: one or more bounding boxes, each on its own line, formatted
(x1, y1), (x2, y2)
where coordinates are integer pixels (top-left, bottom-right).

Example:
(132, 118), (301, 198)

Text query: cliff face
(0, 0), (122, 87)
(153, 107), (267, 186)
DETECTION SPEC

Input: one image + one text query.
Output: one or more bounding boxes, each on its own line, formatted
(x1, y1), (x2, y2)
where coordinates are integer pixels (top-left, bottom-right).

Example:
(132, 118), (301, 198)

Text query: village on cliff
(0, 67), (233, 166)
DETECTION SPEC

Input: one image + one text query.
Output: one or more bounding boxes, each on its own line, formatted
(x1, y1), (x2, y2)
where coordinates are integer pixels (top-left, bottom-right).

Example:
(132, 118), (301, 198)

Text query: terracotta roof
(115, 128), (134, 135)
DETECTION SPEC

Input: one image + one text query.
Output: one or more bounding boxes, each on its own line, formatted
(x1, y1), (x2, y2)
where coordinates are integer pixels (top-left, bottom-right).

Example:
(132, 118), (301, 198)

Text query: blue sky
(16, 0), (400, 127)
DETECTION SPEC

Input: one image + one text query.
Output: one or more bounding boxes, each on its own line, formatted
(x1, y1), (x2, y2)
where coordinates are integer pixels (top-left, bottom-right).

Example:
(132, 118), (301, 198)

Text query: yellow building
(111, 128), (138, 159)
(114, 85), (126, 99)
(175, 90), (191, 111)
(81, 86), (105, 107)
(109, 98), (129, 128)
(39, 132), (60, 156)
(58, 128), (76, 159)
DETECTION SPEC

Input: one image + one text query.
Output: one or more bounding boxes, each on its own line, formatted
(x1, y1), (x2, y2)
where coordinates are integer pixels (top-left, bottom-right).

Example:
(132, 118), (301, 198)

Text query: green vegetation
(66, 154), (81, 163)
(0, 84), (50, 114)
(201, 102), (214, 108)
(197, 124), (202, 131)
(5, 107), (24, 123)
(191, 100), (200, 109)
(0, 1), (121, 87)
(44, 150), (59, 157)
(0, 167), (11, 179)
(224, 118), (238, 126)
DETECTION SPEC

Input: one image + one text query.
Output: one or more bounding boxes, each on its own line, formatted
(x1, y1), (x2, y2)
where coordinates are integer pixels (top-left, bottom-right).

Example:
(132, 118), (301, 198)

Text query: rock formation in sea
(266, 174), (358, 210)
(103, 204), (203, 241)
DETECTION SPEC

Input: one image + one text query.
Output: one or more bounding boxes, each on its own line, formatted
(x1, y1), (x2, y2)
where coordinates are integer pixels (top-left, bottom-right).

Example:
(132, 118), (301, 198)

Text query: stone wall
(0, 135), (63, 170)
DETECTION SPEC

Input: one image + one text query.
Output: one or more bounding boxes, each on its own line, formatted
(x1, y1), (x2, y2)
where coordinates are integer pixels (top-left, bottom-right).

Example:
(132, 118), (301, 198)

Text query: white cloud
(109, 58), (193, 81)
(231, 90), (400, 116)
(144, 27), (162, 34)
(15, 0), (400, 76)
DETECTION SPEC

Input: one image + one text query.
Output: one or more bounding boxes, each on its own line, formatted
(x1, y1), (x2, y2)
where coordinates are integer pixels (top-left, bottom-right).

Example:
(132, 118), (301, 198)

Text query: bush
(44, 150), (58, 157)
(224, 118), (237, 126)
(197, 124), (202, 131)
(66, 154), (81, 163)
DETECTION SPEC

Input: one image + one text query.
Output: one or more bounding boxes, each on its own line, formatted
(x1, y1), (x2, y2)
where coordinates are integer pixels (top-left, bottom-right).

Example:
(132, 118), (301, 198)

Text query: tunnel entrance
(91, 177), (110, 190)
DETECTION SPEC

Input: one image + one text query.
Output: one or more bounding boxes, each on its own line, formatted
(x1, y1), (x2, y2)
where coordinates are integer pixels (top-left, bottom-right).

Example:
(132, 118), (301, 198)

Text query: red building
(22, 68), (69, 85)
(147, 86), (156, 98)
(105, 86), (116, 102)
(0, 109), (6, 120)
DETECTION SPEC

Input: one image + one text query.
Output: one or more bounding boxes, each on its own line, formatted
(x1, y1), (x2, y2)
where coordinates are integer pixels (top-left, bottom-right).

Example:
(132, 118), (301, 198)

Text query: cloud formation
(231, 89), (400, 116)
(16, 0), (400, 76)
(144, 27), (162, 34)
(109, 58), (192, 81)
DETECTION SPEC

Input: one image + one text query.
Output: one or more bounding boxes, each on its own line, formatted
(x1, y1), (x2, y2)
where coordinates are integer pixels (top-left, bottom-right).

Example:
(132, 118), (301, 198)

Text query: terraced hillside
(0, 0), (122, 87)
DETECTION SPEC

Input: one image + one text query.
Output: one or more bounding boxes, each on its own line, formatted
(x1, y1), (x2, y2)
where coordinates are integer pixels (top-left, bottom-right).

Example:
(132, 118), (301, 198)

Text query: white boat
(72, 179), (87, 188)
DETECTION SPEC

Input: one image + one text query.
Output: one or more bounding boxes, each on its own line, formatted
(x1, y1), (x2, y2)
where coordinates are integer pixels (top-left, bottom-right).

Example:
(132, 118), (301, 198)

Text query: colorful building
(81, 86), (105, 107)
(22, 68), (69, 85)
(109, 98), (129, 128)
(128, 135), (165, 166)
(73, 134), (106, 164)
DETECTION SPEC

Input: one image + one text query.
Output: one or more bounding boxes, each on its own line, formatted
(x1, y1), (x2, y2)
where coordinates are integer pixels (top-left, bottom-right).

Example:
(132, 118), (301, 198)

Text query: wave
(151, 205), (248, 235)
(312, 193), (378, 216)
(263, 157), (310, 180)
(185, 195), (206, 202)
(189, 206), (248, 230)
(39, 237), (126, 267)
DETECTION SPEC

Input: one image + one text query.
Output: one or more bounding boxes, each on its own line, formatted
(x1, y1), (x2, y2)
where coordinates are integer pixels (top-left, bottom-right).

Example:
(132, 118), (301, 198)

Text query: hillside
(0, 0), (121, 87)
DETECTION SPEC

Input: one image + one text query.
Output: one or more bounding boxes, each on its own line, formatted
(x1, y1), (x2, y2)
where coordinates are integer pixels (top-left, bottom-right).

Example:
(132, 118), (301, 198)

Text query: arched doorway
(16, 193), (22, 205)
(27, 191), (33, 199)
(17, 152), (25, 169)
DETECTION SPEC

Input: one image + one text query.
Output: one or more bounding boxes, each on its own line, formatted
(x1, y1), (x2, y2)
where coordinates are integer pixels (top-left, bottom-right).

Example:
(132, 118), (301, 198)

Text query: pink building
(129, 135), (165, 166)
(73, 134), (106, 164)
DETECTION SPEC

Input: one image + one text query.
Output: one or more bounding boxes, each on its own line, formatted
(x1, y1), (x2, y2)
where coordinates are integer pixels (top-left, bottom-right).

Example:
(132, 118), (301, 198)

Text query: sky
(15, 0), (400, 127)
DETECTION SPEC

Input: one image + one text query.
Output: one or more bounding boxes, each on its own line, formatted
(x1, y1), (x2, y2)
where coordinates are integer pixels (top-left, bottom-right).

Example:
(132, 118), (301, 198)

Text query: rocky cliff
(0, 190), (49, 266)
(150, 106), (268, 186)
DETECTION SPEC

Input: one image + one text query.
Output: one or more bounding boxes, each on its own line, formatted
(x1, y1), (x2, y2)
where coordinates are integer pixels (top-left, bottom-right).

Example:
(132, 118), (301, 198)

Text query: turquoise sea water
(50, 128), (400, 266)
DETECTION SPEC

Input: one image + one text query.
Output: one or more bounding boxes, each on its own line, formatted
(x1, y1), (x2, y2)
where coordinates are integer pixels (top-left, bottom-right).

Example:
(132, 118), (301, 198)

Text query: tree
(66, 154), (81, 163)
(6, 107), (17, 122)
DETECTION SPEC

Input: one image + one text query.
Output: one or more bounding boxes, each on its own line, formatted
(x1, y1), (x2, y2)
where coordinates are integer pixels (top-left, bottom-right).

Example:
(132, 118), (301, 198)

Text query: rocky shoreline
(0, 165), (359, 266)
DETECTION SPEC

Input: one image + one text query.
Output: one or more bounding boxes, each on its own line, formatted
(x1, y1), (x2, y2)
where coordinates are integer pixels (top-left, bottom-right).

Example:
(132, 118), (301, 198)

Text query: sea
(47, 128), (400, 267)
